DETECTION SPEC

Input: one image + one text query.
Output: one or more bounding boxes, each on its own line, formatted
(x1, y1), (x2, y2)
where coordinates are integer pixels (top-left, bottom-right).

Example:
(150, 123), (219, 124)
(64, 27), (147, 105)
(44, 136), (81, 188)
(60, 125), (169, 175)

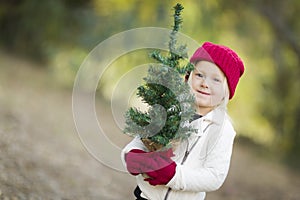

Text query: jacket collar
(192, 108), (227, 136)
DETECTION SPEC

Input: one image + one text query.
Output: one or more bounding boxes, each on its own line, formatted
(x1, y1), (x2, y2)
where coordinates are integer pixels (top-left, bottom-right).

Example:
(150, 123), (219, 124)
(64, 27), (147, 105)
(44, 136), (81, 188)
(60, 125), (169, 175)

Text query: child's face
(190, 61), (227, 115)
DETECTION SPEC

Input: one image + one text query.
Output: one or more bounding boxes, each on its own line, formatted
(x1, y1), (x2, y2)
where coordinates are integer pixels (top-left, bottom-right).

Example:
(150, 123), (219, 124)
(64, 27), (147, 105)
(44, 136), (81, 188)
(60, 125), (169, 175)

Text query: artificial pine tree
(123, 3), (196, 151)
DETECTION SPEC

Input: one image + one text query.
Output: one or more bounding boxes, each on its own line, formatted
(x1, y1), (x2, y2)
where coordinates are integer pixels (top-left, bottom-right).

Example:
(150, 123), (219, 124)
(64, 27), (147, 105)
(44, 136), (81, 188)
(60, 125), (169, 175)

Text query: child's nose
(200, 78), (209, 88)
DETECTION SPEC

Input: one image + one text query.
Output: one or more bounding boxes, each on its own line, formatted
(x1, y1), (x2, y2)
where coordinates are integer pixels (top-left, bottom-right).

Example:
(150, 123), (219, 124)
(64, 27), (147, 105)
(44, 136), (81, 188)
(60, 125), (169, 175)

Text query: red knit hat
(189, 42), (245, 99)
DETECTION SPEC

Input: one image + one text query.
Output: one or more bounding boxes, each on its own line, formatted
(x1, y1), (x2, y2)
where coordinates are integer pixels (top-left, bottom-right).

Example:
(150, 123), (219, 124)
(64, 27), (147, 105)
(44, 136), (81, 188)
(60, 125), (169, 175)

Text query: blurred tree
(257, 0), (300, 167)
(0, 0), (92, 62)
(1, 0), (299, 167)
(218, 0), (300, 167)
(0, 0), (174, 63)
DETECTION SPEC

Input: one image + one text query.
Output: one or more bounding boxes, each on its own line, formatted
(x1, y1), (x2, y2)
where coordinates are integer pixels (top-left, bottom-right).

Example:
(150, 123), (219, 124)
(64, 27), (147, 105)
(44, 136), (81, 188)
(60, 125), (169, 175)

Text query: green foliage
(1, 0), (299, 166)
(0, 0), (92, 62)
(123, 3), (196, 148)
(216, 0), (300, 168)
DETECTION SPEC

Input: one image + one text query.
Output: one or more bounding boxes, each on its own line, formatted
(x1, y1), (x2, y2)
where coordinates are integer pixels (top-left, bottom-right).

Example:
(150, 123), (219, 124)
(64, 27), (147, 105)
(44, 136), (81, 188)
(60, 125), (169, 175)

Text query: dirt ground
(0, 52), (300, 200)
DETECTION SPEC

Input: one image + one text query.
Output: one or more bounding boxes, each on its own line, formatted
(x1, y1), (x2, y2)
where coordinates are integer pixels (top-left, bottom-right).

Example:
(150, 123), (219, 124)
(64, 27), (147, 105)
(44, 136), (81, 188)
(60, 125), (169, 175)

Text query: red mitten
(125, 149), (147, 175)
(144, 149), (174, 170)
(126, 148), (175, 178)
(144, 156), (176, 186)
(157, 148), (175, 160)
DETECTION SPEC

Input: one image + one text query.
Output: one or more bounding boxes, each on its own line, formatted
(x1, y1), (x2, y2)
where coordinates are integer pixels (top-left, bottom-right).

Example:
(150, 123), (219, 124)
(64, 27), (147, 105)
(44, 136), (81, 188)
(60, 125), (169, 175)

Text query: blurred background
(0, 0), (299, 199)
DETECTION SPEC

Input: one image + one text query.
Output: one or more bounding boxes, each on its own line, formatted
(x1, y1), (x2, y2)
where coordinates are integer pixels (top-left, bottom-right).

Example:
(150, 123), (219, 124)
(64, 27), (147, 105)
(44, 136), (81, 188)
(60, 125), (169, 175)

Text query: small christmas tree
(123, 3), (196, 151)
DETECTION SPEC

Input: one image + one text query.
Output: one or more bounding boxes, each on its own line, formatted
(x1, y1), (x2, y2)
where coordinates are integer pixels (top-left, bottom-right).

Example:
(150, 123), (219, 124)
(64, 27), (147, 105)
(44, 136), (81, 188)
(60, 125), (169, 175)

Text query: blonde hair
(216, 77), (230, 110)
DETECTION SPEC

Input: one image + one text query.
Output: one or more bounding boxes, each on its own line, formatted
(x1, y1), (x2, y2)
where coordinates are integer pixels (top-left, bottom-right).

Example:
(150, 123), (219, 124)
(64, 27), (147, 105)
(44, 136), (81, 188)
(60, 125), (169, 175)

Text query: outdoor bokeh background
(0, 0), (299, 199)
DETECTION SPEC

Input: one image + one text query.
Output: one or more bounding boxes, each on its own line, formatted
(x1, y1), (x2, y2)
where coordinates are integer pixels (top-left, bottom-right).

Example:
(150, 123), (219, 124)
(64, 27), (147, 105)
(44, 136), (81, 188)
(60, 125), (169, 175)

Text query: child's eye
(213, 78), (221, 82)
(213, 77), (222, 83)
(195, 73), (204, 78)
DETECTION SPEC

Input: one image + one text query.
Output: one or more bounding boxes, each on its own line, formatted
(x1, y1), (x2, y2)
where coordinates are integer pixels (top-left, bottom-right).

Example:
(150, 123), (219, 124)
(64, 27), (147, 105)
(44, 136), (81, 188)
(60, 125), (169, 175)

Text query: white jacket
(121, 108), (236, 200)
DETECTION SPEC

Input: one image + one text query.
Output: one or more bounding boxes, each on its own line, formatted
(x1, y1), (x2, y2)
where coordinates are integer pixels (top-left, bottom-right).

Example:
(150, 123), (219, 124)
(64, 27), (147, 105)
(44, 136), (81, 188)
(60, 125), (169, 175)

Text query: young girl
(121, 41), (245, 200)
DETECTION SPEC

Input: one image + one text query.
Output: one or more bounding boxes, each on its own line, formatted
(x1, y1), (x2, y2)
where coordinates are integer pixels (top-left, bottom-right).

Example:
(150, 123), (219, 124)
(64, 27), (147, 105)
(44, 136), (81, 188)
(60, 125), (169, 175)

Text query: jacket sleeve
(167, 121), (236, 192)
(120, 136), (148, 168)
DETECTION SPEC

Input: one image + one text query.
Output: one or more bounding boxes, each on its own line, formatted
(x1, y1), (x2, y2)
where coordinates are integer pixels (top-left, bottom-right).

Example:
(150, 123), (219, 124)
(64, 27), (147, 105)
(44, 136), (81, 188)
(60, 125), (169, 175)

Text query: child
(121, 41), (245, 200)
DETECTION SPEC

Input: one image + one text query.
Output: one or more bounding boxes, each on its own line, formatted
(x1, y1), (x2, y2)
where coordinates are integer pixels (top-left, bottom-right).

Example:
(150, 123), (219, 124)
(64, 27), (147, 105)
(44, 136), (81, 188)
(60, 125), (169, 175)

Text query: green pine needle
(123, 3), (197, 148)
